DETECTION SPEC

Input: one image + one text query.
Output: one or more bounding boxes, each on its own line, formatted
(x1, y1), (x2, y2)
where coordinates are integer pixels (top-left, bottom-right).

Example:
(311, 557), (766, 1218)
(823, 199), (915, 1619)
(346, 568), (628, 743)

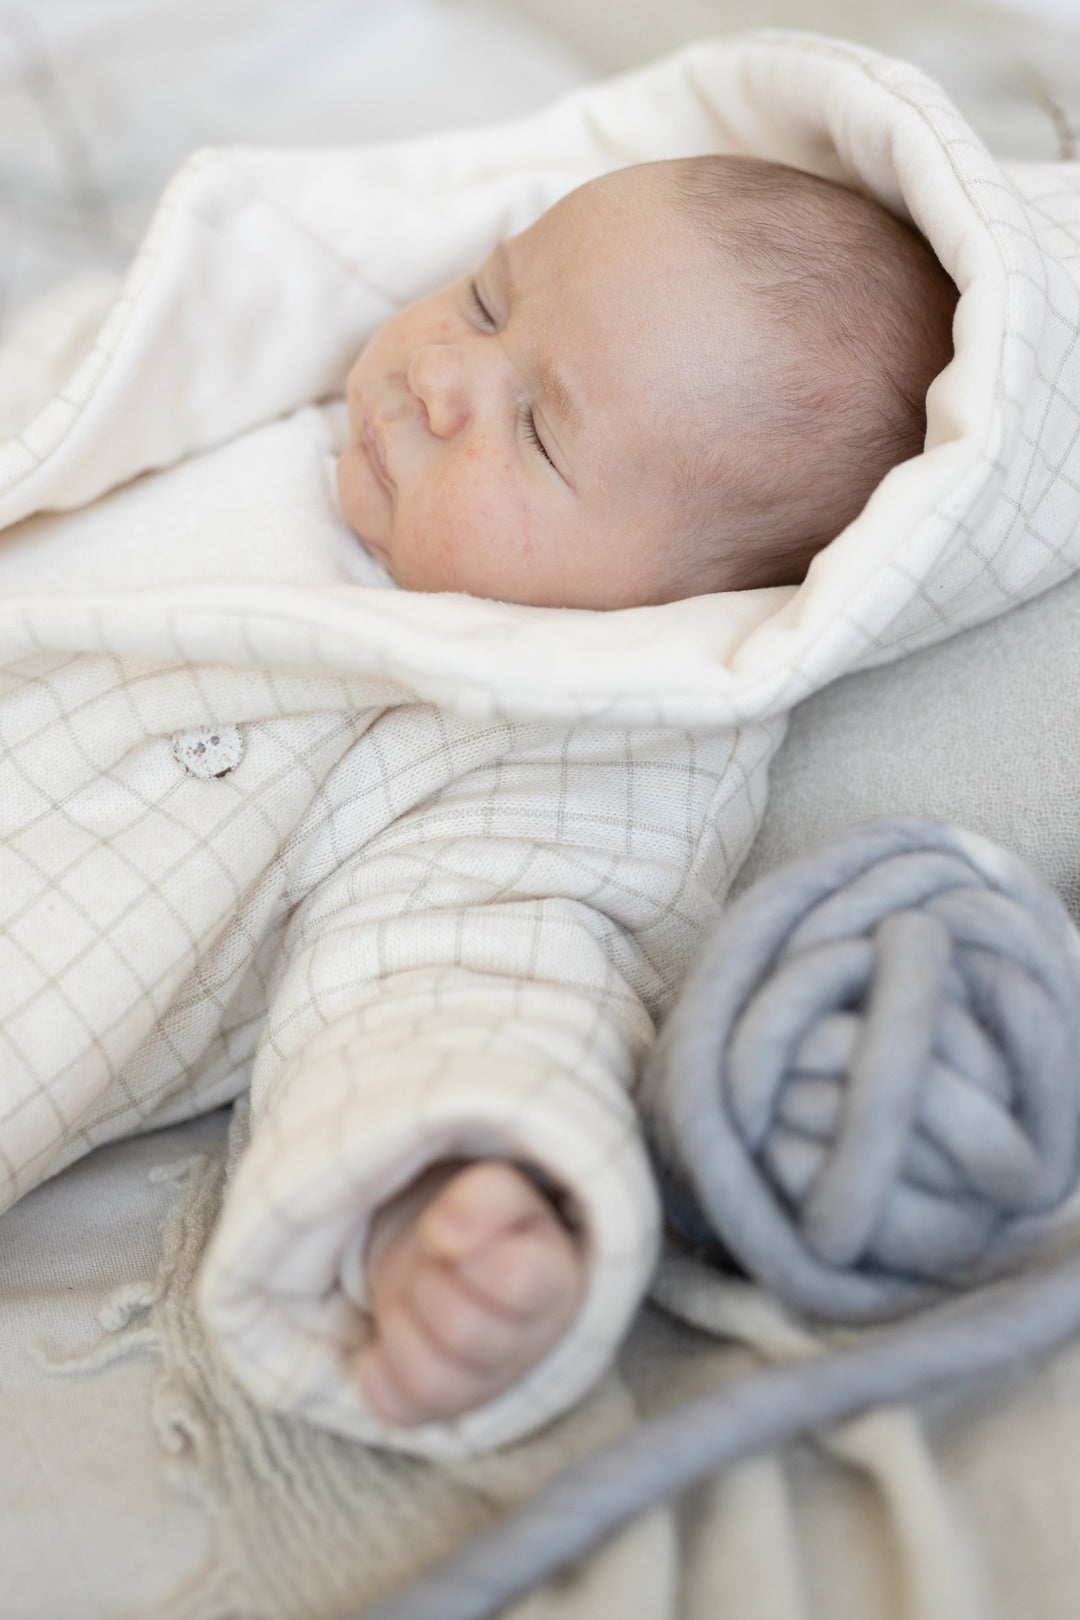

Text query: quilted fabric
(0, 32), (1078, 1457)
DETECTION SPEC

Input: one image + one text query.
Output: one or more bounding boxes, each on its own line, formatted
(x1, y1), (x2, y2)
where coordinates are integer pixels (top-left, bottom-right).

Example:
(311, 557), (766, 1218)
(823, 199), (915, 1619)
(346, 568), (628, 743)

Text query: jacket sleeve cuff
(197, 1033), (660, 1460)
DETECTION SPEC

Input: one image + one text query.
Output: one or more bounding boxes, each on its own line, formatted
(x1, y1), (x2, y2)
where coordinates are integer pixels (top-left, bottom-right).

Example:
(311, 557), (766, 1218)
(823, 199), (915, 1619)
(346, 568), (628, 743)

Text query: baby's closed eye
(518, 400), (556, 470)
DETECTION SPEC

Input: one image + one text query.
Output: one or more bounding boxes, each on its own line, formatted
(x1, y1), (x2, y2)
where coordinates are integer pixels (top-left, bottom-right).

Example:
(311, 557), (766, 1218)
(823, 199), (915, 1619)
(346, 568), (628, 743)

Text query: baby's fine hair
(669, 154), (958, 594)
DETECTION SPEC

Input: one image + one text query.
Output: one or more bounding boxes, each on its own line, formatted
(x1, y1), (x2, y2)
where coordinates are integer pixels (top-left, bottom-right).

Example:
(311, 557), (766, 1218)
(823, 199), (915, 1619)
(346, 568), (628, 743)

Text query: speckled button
(171, 725), (244, 778)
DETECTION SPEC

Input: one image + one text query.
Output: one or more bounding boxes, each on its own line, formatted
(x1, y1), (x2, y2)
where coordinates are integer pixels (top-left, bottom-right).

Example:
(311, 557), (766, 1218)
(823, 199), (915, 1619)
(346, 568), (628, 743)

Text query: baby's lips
(362, 411), (395, 493)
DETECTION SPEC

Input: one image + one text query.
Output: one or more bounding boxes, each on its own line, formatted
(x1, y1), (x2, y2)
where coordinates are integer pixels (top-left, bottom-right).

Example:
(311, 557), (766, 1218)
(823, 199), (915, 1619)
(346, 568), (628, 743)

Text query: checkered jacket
(1, 35), (1078, 1454)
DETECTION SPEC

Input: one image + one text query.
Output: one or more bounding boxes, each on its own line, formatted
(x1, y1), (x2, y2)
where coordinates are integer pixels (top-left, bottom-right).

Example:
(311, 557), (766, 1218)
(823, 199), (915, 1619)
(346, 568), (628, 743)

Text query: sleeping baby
(335, 155), (956, 1426)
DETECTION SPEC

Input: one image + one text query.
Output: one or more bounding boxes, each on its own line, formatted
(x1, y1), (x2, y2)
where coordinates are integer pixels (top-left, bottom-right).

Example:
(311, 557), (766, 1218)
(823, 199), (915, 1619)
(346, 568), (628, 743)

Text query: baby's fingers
(355, 1294), (515, 1426)
(456, 1223), (583, 1322)
(417, 1161), (555, 1261)
(409, 1260), (558, 1371)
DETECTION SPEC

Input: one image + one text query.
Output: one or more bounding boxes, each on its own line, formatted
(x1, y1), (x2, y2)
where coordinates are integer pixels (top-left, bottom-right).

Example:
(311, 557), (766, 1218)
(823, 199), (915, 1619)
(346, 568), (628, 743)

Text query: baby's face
(337, 166), (753, 609)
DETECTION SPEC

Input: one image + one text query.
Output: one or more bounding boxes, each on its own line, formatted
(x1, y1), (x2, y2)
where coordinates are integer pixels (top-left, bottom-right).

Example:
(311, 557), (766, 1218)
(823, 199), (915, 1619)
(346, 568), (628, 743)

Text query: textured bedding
(0, 0), (585, 335)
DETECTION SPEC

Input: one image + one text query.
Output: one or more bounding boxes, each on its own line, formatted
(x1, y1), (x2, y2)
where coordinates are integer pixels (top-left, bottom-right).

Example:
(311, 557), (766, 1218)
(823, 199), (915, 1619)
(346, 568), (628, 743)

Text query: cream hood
(1, 30), (1077, 729)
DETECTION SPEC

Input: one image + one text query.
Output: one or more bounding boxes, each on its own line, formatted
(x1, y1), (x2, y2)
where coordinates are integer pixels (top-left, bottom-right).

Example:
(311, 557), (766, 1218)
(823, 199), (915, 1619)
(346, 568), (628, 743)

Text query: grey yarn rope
(350, 818), (1080, 1620)
(645, 817), (1080, 1320)
(355, 1253), (1080, 1620)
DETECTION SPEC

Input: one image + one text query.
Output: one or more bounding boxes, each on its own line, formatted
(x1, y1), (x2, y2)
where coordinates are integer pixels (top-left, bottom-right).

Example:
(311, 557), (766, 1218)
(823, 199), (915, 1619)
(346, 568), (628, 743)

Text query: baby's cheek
(405, 458), (528, 597)
(393, 494), (480, 593)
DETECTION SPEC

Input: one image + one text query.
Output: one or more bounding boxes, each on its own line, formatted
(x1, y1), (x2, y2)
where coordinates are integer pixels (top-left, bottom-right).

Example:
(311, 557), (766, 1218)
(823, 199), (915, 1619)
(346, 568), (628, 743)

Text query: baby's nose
(406, 344), (474, 438)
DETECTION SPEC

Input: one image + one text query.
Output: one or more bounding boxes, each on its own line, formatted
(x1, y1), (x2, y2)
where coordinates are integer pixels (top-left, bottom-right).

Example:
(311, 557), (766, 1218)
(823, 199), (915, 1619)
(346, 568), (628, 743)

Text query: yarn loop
(643, 819), (1080, 1322)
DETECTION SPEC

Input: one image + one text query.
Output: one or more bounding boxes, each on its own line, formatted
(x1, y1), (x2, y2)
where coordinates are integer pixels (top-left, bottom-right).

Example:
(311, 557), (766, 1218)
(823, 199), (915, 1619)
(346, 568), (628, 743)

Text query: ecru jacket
(0, 32), (1077, 1457)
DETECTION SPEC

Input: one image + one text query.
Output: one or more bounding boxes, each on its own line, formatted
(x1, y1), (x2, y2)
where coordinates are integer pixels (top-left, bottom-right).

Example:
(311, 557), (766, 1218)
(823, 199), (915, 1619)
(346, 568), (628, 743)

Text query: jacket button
(171, 725), (244, 778)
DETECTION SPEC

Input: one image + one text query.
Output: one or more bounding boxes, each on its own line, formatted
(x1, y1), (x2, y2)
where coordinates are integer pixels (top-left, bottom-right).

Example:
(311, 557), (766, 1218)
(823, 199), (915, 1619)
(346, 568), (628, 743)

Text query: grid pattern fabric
(2, 32), (1080, 1456)
(0, 637), (778, 1454)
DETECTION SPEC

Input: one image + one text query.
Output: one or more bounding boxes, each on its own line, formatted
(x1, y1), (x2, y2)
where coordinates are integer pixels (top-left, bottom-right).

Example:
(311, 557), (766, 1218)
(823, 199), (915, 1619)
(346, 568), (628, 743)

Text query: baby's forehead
(505, 171), (725, 325)
(509, 162), (687, 260)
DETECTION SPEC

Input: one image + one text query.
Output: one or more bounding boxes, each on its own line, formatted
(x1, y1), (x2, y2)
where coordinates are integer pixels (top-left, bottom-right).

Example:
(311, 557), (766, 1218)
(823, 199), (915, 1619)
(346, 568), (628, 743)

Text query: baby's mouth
(362, 412), (394, 494)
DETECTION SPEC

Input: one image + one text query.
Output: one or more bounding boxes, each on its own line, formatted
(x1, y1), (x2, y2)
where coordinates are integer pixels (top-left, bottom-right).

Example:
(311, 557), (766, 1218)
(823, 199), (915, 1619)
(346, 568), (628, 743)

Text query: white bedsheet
(0, 0), (585, 334)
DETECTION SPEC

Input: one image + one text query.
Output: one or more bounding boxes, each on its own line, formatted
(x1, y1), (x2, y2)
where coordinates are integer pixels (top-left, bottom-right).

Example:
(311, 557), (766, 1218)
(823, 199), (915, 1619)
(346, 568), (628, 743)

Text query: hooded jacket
(0, 32), (1077, 1459)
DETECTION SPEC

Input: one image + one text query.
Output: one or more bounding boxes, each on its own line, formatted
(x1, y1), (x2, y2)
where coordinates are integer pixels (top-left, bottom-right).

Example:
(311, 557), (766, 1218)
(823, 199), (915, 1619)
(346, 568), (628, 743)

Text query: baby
(338, 154), (957, 1427)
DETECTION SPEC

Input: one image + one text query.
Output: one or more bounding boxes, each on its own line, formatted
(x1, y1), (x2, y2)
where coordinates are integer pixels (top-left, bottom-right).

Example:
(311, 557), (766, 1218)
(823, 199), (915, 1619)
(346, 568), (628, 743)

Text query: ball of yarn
(642, 819), (1080, 1322)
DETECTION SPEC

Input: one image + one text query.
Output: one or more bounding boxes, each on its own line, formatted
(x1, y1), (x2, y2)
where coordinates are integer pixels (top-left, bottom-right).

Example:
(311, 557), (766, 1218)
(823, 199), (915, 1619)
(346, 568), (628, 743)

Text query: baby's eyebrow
(497, 242), (584, 439)
(535, 353), (584, 438)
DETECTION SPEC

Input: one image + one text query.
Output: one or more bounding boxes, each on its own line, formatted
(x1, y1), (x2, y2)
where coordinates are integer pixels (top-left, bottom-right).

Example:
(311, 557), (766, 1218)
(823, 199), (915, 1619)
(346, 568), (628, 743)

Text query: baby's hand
(355, 1160), (585, 1427)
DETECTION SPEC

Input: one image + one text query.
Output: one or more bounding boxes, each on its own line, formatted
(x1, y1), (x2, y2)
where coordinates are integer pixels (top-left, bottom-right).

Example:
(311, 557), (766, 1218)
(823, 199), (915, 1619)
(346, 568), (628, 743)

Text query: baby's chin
(354, 532), (392, 571)
(335, 458), (391, 563)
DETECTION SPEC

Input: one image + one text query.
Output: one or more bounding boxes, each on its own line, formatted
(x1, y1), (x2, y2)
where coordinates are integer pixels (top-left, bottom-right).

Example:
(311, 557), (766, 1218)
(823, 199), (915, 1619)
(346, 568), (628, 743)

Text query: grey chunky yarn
(354, 819), (1080, 1620)
(643, 817), (1080, 1321)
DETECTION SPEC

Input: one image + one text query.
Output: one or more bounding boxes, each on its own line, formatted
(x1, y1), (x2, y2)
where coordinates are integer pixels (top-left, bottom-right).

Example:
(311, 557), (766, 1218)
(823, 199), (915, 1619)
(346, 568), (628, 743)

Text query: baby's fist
(355, 1160), (585, 1427)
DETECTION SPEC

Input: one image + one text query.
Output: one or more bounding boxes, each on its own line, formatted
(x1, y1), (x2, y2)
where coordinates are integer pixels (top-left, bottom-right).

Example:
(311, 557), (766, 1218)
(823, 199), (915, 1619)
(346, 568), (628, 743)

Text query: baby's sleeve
(197, 714), (779, 1459)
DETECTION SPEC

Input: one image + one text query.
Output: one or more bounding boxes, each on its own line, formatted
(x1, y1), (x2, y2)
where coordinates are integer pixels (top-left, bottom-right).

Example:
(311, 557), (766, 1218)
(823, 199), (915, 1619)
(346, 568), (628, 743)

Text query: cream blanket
(1, 31), (1079, 1464)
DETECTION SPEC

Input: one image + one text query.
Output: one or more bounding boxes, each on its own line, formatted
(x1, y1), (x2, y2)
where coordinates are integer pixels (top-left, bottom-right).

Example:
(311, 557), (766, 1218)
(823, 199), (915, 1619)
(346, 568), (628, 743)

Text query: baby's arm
(199, 717), (772, 1456)
(356, 1161), (585, 1426)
